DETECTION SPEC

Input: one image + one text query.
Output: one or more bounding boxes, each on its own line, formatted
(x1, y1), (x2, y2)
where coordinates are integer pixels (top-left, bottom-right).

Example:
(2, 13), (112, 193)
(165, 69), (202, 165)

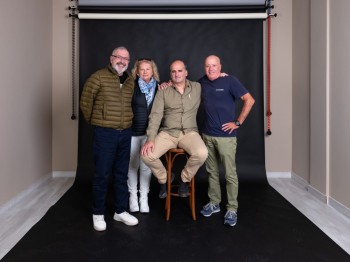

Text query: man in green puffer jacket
(80, 46), (138, 231)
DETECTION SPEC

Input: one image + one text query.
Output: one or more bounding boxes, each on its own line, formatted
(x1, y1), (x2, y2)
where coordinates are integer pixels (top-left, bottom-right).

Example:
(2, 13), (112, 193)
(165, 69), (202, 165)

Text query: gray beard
(114, 65), (127, 75)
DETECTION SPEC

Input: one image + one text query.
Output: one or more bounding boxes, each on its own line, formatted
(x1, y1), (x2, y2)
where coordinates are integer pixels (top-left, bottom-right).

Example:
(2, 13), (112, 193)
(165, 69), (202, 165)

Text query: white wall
(0, 0), (53, 207)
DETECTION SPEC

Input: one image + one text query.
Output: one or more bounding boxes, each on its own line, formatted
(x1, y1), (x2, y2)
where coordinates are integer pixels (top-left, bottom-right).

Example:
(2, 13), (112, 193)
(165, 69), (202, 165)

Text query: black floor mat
(3, 167), (349, 262)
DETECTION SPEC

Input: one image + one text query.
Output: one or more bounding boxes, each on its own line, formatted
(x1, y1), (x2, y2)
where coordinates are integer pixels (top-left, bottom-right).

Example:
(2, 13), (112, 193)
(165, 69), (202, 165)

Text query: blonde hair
(131, 59), (160, 82)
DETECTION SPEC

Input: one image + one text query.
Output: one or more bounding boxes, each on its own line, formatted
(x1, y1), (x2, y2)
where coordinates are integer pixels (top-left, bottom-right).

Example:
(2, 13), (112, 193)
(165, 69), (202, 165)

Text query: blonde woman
(128, 58), (160, 213)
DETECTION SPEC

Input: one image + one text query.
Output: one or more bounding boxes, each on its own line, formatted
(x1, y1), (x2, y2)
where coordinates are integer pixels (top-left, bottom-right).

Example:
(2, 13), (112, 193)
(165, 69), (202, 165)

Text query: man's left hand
(222, 122), (239, 134)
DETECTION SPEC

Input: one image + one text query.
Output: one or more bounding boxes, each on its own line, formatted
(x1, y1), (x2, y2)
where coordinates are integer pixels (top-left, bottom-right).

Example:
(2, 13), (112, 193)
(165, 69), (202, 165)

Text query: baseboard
(307, 184), (327, 203)
(52, 171), (76, 178)
(291, 173), (327, 202)
(291, 172), (350, 219)
(0, 173), (52, 213)
(0, 172), (76, 213)
(329, 197), (350, 220)
(291, 172), (309, 191)
(266, 172), (291, 178)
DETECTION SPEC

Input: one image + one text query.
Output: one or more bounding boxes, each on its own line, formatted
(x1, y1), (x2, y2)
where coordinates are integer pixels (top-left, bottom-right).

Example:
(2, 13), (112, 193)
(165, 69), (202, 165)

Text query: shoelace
(205, 203), (215, 210)
(225, 211), (236, 219)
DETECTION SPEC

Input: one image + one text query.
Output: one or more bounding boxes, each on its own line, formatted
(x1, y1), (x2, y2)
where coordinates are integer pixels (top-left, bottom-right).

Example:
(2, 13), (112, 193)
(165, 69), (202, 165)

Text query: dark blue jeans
(92, 126), (132, 215)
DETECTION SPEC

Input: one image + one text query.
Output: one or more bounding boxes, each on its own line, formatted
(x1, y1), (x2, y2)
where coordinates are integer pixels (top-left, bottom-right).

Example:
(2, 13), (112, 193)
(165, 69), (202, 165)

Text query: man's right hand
(141, 140), (155, 156)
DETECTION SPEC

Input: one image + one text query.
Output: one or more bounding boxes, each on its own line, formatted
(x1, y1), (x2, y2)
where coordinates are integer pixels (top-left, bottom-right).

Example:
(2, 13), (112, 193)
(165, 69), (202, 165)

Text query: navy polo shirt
(198, 75), (248, 137)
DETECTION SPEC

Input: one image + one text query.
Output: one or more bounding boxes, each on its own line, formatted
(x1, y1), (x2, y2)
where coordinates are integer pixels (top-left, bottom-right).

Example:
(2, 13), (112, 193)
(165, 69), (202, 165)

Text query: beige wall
(329, 0), (350, 208)
(265, 0), (293, 172)
(310, 0), (328, 196)
(0, 0), (53, 207)
(292, 0), (350, 209)
(52, 0), (78, 171)
(1, 0), (350, 212)
(292, 0), (310, 182)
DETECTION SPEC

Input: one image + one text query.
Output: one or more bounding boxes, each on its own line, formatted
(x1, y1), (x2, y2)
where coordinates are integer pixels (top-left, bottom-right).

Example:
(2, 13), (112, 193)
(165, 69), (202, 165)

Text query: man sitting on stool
(141, 60), (208, 198)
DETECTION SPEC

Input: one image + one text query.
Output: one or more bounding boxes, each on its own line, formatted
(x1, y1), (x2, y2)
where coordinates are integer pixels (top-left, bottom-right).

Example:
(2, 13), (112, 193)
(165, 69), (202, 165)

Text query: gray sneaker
(200, 202), (221, 217)
(224, 210), (237, 227)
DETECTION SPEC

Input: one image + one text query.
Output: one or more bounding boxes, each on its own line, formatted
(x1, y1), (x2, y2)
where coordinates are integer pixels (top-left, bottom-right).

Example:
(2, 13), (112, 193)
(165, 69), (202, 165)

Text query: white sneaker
(129, 195), (139, 212)
(139, 196), (149, 213)
(93, 214), (106, 231)
(113, 211), (138, 226)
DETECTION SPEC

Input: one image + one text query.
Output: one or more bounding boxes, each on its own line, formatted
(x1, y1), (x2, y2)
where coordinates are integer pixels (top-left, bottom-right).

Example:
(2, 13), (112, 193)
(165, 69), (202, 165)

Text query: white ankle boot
(139, 195), (149, 213)
(129, 194), (139, 212)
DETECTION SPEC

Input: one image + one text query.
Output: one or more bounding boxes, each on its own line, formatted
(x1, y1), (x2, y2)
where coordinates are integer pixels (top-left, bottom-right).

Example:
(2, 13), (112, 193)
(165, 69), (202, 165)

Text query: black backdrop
(78, 18), (266, 183)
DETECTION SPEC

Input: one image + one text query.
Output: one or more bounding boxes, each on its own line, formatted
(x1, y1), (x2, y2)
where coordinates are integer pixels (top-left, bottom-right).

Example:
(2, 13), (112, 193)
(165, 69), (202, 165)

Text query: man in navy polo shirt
(199, 55), (255, 227)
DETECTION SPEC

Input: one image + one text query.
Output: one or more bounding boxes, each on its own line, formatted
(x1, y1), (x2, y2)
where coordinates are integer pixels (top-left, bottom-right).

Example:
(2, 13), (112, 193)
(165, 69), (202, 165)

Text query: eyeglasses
(111, 55), (130, 62)
(137, 58), (152, 62)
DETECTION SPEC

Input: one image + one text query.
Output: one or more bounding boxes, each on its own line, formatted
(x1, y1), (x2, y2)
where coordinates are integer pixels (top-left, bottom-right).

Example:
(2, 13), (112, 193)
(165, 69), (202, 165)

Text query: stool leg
(190, 178), (196, 220)
(165, 151), (172, 221)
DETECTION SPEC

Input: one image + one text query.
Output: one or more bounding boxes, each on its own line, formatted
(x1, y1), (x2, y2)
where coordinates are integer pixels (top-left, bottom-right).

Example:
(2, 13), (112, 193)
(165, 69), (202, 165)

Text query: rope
(266, 0), (275, 136)
(69, 4), (77, 120)
(266, 15), (272, 135)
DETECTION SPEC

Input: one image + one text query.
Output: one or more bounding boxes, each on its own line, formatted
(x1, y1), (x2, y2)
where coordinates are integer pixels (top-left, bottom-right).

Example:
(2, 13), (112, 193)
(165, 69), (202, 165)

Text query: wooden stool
(165, 148), (196, 221)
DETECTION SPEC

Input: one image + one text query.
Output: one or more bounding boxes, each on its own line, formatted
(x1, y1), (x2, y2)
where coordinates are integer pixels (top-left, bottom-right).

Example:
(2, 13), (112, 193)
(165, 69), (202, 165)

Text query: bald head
(170, 60), (186, 71)
(170, 60), (188, 86)
(204, 55), (222, 81)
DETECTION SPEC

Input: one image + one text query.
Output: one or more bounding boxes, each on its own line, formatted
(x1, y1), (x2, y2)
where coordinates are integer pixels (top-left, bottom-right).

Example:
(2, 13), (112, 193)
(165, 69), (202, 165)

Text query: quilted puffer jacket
(80, 64), (135, 129)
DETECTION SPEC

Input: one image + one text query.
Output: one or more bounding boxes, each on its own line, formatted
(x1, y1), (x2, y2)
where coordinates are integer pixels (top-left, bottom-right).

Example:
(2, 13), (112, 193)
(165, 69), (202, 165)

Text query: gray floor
(0, 175), (350, 260)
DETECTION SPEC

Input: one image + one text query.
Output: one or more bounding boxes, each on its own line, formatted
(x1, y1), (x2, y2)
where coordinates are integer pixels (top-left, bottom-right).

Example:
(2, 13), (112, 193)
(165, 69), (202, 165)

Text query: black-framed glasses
(137, 58), (152, 62)
(111, 55), (130, 62)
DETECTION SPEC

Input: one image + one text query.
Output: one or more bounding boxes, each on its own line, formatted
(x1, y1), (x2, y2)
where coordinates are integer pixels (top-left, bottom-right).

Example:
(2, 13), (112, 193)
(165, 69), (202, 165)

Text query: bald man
(199, 55), (255, 227)
(141, 60), (208, 199)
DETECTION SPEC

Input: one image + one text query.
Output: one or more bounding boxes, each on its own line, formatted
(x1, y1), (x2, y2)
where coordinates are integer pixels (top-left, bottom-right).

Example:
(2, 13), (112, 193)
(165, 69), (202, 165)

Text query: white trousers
(128, 135), (152, 196)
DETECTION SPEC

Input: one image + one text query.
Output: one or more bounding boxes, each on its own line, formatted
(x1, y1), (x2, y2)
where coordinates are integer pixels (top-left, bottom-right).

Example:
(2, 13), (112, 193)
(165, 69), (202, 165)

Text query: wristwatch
(235, 120), (241, 127)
